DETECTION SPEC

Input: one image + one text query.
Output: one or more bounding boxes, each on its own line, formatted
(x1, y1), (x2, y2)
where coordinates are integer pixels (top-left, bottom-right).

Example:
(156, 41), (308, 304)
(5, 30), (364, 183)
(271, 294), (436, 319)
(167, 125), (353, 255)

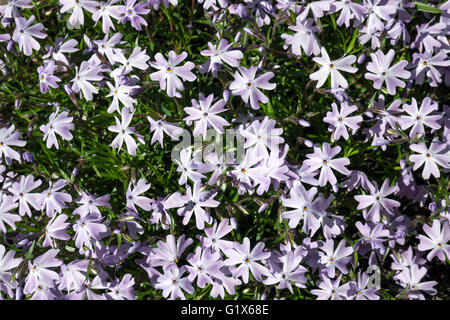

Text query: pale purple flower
(108, 107), (144, 156)
(200, 39), (243, 77)
(309, 47), (357, 89)
(9, 174), (42, 217)
(395, 264), (438, 299)
(228, 149), (268, 195)
(411, 52), (450, 87)
(175, 148), (205, 185)
(197, 218), (234, 253)
(411, 20), (446, 53)
(43, 214), (71, 248)
(0, 244), (22, 292)
(239, 116), (284, 159)
(149, 234), (193, 269)
(40, 107), (74, 149)
(323, 102), (363, 141)
(318, 239), (353, 278)
(347, 271), (380, 300)
(112, 46), (150, 73)
(264, 248), (307, 293)
(354, 178), (400, 222)
(94, 32), (124, 65)
(12, 15), (46, 56)
(58, 260), (89, 292)
(59, 0), (99, 28)
(73, 191), (112, 218)
(43, 37), (78, 66)
(186, 246), (223, 288)
(155, 265), (194, 300)
(0, 124), (26, 165)
(209, 273), (242, 299)
(106, 75), (138, 114)
(333, 0), (367, 27)
(194, 150), (227, 186)
(37, 60), (61, 94)
(354, 221), (389, 254)
(364, 49), (411, 95)
(358, 26), (383, 50)
(177, 182), (219, 230)
(281, 17), (321, 57)
(147, 116), (183, 147)
(24, 249), (62, 294)
(119, 0), (150, 31)
(398, 97), (441, 138)
(229, 66), (276, 110)
(310, 274), (349, 300)
(149, 51), (196, 98)
(0, 195), (20, 234)
(126, 178), (152, 212)
(224, 237), (271, 283)
(409, 140), (450, 180)
(184, 93), (230, 139)
(281, 182), (326, 236)
(390, 246), (426, 274)
(364, 0), (396, 32)
(92, 0), (122, 34)
(417, 219), (450, 262)
(106, 274), (135, 300)
(41, 179), (72, 218)
(71, 61), (104, 101)
(66, 273), (108, 300)
(73, 216), (108, 250)
(303, 142), (350, 186)
(0, 1), (33, 23)
(256, 147), (290, 195)
(298, 0), (333, 20)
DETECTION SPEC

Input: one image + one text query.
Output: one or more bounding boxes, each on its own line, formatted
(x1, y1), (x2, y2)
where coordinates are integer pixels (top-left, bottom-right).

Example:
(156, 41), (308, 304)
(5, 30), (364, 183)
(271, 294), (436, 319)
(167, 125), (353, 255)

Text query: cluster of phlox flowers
(0, 0), (448, 301)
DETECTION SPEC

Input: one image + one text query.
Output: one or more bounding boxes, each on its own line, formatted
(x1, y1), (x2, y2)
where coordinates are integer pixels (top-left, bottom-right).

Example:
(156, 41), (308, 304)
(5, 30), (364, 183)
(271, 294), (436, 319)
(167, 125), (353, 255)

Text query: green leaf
(346, 29), (358, 54)
(414, 1), (442, 14)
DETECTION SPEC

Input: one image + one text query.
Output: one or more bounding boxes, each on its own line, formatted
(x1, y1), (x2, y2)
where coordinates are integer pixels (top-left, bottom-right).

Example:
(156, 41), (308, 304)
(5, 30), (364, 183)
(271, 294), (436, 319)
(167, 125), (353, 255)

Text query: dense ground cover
(0, 0), (449, 300)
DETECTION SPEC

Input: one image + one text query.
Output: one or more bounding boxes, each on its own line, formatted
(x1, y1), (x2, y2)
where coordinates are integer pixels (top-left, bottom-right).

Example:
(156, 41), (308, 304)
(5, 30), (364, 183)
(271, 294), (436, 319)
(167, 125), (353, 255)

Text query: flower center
(173, 280), (177, 284)
(197, 267), (203, 272)
(49, 125), (53, 129)
(381, 71), (387, 76)
(166, 66), (173, 72)
(81, 222), (85, 226)
(121, 129), (125, 134)
(416, 116), (421, 120)
(329, 64), (335, 69)
(282, 274), (287, 279)
(338, 117), (343, 122)
(329, 257), (335, 262)
(245, 257), (250, 263)
(127, 9), (132, 15)
(77, 75), (81, 80)
(20, 29), (24, 34)
(332, 289), (337, 293)
(46, 192), (51, 196)
(19, 193), (24, 197)
(303, 205), (308, 211)
(437, 242), (443, 248)
(247, 82), (253, 88)
(241, 168), (246, 173)
(426, 153), (431, 158)
(203, 112), (208, 117)
(423, 61), (428, 66)
(412, 285), (418, 291)
(323, 160), (328, 165)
